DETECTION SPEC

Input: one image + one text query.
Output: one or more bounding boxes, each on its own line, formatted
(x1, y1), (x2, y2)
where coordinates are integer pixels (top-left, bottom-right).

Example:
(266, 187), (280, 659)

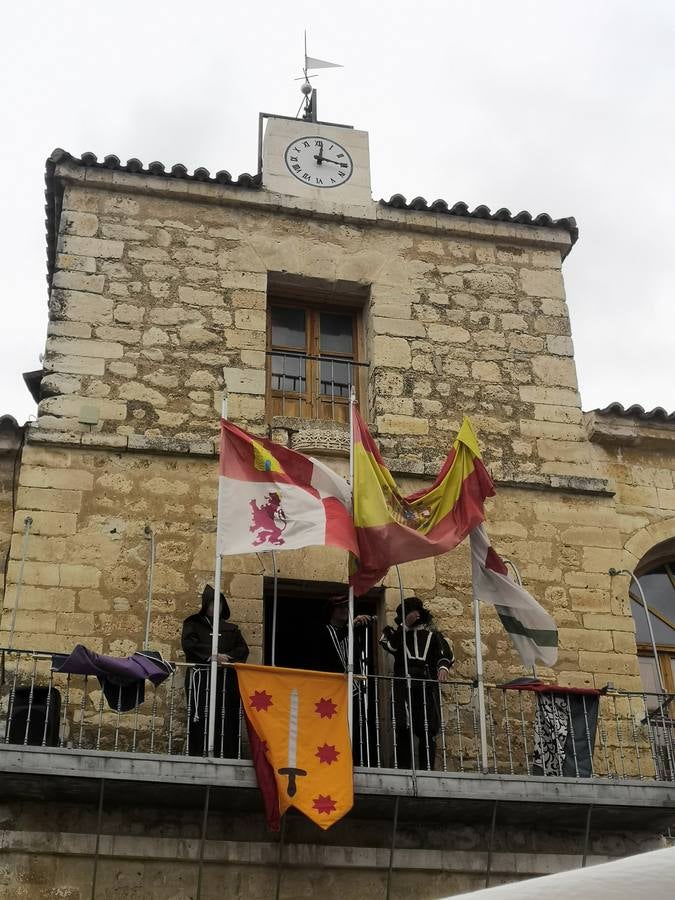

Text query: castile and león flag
(213, 402), (557, 828)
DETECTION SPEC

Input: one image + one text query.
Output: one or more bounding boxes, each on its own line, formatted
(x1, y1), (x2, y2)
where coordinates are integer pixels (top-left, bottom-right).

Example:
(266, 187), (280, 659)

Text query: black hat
(324, 593), (349, 621)
(201, 584), (230, 621)
(394, 596), (431, 626)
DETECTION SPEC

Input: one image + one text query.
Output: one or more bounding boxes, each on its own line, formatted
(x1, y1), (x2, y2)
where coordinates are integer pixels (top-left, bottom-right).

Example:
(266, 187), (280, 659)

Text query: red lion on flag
(249, 491), (288, 546)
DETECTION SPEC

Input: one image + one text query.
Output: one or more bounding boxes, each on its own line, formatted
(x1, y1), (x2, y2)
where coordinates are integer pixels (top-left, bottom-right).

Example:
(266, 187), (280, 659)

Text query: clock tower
(261, 115), (372, 207)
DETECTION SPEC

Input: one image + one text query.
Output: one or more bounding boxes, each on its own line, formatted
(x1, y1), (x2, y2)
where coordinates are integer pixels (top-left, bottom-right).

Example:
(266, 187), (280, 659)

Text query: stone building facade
(0, 118), (674, 898)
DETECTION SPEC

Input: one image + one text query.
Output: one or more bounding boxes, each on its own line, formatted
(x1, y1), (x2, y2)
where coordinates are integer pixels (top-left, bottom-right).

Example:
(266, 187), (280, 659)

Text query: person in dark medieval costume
(380, 597), (454, 770)
(181, 585), (249, 758)
(313, 594), (376, 766)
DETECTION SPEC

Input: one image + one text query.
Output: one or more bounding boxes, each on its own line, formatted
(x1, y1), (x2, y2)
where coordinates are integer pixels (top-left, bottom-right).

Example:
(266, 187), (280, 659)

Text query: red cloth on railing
(499, 678), (605, 696)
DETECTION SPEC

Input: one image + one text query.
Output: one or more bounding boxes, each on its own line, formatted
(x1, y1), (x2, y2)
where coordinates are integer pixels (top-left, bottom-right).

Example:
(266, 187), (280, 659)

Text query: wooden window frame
(266, 296), (365, 423)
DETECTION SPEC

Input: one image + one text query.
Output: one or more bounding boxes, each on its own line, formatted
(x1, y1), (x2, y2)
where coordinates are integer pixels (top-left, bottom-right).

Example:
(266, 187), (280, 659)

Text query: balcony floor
(1, 745), (674, 832)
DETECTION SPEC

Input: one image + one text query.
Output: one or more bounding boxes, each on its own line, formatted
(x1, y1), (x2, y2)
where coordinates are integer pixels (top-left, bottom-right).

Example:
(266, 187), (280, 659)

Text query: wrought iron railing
(266, 350), (368, 421)
(1, 649), (673, 782)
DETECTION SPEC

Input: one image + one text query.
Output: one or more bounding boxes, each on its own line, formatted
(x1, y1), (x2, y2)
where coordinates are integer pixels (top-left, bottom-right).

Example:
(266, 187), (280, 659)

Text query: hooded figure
(181, 585), (249, 758)
(380, 597), (454, 770)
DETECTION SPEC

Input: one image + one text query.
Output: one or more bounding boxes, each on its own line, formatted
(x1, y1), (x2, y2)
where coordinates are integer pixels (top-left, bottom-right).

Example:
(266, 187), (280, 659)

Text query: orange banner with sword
(235, 663), (354, 830)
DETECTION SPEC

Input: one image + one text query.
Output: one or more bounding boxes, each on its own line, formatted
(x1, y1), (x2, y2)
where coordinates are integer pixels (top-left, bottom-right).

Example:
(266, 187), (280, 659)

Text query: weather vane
(295, 30), (342, 122)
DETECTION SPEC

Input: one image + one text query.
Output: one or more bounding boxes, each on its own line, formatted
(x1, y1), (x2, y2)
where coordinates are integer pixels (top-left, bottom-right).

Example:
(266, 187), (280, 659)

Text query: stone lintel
(585, 412), (675, 451)
(55, 163), (573, 255)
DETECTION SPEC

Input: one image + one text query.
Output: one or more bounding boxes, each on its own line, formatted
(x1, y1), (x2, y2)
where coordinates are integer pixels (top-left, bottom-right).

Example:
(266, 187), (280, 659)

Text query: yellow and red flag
(350, 408), (495, 593)
(235, 664), (353, 830)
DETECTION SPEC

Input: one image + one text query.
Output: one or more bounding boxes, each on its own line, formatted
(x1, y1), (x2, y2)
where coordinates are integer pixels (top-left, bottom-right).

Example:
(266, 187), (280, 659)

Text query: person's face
(205, 600), (214, 619)
(331, 604), (349, 625)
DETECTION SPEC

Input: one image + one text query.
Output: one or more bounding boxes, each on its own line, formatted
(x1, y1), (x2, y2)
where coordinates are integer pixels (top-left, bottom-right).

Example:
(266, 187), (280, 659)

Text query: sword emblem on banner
(277, 688), (307, 797)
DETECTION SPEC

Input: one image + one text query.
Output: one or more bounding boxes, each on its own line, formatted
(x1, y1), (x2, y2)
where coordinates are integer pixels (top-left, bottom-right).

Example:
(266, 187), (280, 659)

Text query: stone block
(547, 336), (574, 356)
(582, 613), (636, 633)
(52, 271), (105, 293)
(577, 650), (639, 675)
(383, 556), (436, 590)
(373, 317), (426, 338)
(2, 585), (75, 613)
(558, 628), (612, 652)
(617, 483), (659, 509)
(0, 610), (57, 634)
(13, 510), (77, 536)
(58, 235), (123, 259)
(56, 612), (95, 634)
(19, 466), (94, 491)
(225, 394), (266, 422)
(426, 324), (471, 343)
(59, 564), (101, 589)
(582, 547), (620, 573)
(657, 488), (675, 510)
(47, 322), (93, 339)
(118, 382), (167, 407)
(95, 326), (141, 344)
(471, 361), (501, 383)
(114, 303), (145, 324)
(532, 356), (578, 389)
(142, 326), (170, 346)
(520, 269), (565, 298)
(373, 336), (411, 369)
(16, 487), (82, 514)
(55, 252), (96, 273)
(39, 395), (127, 422)
(6, 560), (59, 587)
(463, 272), (515, 294)
(223, 329), (266, 351)
(376, 415), (429, 435)
(60, 211), (99, 237)
(537, 439), (590, 464)
(46, 336), (124, 359)
(561, 525), (621, 548)
(508, 333), (544, 353)
(50, 290), (114, 325)
(519, 385), (581, 407)
(234, 308), (266, 332)
(177, 285), (223, 307)
(224, 367), (265, 395)
(143, 263), (179, 279)
(229, 574), (264, 599)
(179, 324), (220, 346)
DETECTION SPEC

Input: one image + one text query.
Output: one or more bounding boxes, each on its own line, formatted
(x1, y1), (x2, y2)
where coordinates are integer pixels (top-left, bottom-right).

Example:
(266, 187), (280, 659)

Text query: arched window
(631, 539), (675, 704)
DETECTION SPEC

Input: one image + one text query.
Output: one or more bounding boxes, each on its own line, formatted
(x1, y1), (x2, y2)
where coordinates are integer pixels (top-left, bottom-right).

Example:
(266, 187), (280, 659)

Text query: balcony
(1, 647), (674, 830)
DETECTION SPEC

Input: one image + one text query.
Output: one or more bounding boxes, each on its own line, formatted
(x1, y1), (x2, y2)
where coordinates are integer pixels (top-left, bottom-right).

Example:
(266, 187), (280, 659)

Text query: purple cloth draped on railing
(52, 645), (174, 712)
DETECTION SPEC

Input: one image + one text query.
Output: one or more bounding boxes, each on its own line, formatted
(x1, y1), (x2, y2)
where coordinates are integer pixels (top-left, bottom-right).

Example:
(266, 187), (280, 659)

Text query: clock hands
(313, 154), (348, 168)
(314, 145), (325, 165)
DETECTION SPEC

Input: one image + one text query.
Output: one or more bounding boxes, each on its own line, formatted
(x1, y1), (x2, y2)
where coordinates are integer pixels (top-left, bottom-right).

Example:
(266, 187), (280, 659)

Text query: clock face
(284, 136), (354, 188)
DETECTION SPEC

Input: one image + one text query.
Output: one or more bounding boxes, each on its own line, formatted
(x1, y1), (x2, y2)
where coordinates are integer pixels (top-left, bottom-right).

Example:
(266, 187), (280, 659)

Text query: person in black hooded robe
(181, 584), (249, 757)
(380, 597), (453, 770)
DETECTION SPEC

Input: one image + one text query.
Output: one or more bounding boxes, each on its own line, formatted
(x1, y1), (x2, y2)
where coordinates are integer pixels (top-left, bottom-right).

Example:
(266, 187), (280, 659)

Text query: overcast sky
(2, 0), (673, 424)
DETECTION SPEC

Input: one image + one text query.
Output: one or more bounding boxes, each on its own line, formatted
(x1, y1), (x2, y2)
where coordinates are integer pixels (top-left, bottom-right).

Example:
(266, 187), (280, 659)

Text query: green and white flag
(470, 524), (558, 668)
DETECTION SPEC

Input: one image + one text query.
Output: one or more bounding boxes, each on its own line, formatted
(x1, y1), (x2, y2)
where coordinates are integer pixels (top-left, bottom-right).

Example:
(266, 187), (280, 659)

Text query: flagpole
(207, 393), (227, 757)
(347, 388), (355, 736)
(473, 595), (489, 773)
(271, 550), (278, 667)
(395, 565), (417, 784)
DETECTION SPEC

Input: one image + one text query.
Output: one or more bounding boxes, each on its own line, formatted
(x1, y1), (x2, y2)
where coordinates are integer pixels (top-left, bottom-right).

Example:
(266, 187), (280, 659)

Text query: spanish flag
(350, 408), (495, 594)
(235, 664), (354, 831)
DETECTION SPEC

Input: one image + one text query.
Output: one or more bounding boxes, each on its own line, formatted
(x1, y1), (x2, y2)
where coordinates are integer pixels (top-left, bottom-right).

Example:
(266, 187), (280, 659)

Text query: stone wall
(41, 164), (582, 483)
(3, 432), (673, 696)
(0, 799), (661, 899)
